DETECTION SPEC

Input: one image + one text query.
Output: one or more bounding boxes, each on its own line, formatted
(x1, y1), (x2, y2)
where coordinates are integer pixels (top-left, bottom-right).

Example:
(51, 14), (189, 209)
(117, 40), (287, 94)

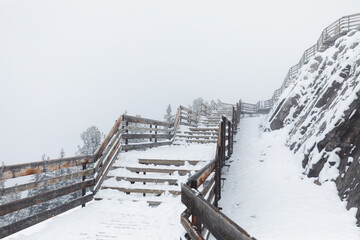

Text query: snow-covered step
(138, 158), (206, 166)
(124, 166), (197, 175)
(189, 127), (218, 131)
(112, 176), (179, 185)
(183, 131), (217, 135)
(186, 139), (218, 144)
(176, 134), (217, 139)
(102, 185), (181, 196)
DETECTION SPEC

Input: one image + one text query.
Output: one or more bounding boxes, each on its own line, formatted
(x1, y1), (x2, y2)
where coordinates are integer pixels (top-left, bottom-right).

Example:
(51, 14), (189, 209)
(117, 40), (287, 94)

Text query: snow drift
(266, 29), (360, 223)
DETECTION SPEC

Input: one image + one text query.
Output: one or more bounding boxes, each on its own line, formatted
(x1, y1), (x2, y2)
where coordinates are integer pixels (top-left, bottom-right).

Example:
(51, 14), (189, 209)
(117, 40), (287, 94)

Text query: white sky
(0, 0), (359, 164)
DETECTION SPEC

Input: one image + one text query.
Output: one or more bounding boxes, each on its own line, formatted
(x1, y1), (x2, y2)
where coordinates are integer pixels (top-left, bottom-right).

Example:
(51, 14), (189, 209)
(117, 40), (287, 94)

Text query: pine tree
(164, 104), (174, 123)
(77, 126), (103, 155)
(60, 148), (65, 159)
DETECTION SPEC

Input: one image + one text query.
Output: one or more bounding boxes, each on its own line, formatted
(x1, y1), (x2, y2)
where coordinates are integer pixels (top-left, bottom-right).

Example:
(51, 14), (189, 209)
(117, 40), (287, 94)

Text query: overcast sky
(0, 0), (359, 164)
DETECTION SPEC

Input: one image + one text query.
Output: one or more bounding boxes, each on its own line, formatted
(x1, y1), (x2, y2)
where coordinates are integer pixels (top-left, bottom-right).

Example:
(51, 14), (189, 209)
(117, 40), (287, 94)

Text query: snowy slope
(266, 29), (360, 223)
(216, 117), (360, 240)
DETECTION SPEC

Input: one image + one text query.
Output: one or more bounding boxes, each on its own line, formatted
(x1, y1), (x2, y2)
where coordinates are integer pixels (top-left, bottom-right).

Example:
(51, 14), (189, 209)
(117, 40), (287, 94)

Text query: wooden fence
(0, 105), (204, 238)
(248, 12), (360, 113)
(180, 104), (255, 240)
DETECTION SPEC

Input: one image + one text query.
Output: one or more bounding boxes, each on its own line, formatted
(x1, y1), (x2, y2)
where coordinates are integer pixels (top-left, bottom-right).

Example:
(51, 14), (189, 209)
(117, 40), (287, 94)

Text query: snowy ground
(215, 116), (360, 240)
(5, 117), (360, 239)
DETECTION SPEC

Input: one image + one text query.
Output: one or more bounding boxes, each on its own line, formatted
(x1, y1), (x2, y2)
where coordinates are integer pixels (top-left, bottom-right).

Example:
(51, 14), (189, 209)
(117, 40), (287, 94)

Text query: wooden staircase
(96, 157), (209, 205)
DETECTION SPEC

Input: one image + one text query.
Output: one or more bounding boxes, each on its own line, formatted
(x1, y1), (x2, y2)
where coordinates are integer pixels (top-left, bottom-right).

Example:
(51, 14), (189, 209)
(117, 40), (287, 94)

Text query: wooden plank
(94, 145), (122, 193)
(0, 194), (93, 239)
(181, 185), (255, 240)
(186, 140), (217, 143)
(0, 179), (94, 216)
(179, 122), (198, 127)
(201, 175), (215, 197)
(114, 176), (178, 185)
(123, 115), (173, 128)
(183, 131), (218, 135)
(125, 166), (194, 175)
(179, 105), (196, 114)
(189, 128), (218, 131)
(187, 159), (216, 187)
(181, 214), (205, 240)
(122, 126), (172, 132)
(138, 159), (205, 166)
(180, 116), (198, 123)
(0, 156), (94, 181)
(94, 115), (123, 159)
(0, 169), (94, 196)
(122, 141), (172, 151)
(122, 133), (173, 139)
(177, 135), (217, 139)
(101, 186), (181, 195)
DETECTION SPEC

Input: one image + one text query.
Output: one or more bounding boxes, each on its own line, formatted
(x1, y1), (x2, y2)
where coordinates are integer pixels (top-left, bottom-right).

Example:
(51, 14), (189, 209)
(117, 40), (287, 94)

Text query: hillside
(267, 29), (360, 222)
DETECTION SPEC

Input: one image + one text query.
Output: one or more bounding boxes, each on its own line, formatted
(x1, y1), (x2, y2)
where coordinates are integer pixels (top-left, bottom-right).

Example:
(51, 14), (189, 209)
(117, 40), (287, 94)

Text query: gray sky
(0, 0), (359, 164)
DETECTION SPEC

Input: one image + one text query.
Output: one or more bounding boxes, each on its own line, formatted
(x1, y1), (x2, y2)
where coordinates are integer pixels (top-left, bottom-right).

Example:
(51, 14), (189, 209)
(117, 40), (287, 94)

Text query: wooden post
(215, 146), (221, 207)
(190, 180), (202, 232)
(123, 115), (129, 152)
(221, 117), (226, 167)
(155, 125), (158, 143)
(82, 163), (87, 208)
(228, 121), (231, 158)
(149, 124), (152, 142)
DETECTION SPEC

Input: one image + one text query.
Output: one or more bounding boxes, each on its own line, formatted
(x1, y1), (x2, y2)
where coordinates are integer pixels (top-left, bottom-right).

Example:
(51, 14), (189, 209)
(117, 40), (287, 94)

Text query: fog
(0, 0), (358, 164)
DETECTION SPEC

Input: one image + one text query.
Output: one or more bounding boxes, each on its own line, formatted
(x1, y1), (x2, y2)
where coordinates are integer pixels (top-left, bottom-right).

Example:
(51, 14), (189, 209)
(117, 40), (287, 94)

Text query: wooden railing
(0, 112), (185, 238)
(0, 155), (95, 238)
(250, 13), (360, 113)
(0, 101), (250, 239)
(180, 103), (255, 239)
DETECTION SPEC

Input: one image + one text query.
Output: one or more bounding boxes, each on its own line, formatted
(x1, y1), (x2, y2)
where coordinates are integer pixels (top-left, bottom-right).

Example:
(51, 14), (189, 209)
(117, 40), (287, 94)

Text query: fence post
(221, 117), (226, 167)
(155, 125), (158, 143)
(123, 115), (128, 152)
(150, 124), (152, 142)
(227, 121), (231, 158)
(82, 162), (87, 208)
(190, 180), (202, 232)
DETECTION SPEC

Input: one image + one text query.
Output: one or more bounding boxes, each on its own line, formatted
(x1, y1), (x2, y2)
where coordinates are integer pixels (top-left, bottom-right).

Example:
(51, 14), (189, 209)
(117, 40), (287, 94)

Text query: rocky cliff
(266, 29), (360, 223)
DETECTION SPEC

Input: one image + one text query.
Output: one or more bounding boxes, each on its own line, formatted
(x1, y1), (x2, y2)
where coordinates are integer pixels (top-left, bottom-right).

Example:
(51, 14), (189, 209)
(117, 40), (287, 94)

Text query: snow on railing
(253, 12), (360, 112)
(180, 107), (254, 240)
(0, 105), (205, 238)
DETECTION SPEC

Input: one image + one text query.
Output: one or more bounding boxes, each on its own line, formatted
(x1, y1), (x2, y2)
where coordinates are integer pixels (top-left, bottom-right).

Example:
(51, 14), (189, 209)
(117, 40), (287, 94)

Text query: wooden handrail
(248, 12), (360, 114)
(180, 106), (250, 239)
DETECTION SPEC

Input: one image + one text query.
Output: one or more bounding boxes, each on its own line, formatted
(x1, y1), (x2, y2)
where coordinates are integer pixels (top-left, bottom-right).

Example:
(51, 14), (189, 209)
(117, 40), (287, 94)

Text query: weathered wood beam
(0, 169), (94, 196)
(101, 186), (181, 195)
(181, 184), (255, 240)
(0, 194), (93, 239)
(114, 176), (178, 185)
(187, 159), (216, 187)
(181, 213), (205, 240)
(122, 133), (173, 139)
(0, 179), (94, 216)
(123, 115), (173, 128)
(0, 156), (93, 181)
(138, 159), (205, 166)
(122, 141), (172, 151)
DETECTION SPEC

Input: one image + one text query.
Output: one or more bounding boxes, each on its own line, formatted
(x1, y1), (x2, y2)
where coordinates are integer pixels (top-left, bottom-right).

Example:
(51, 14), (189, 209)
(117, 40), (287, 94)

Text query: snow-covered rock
(266, 29), (360, 223)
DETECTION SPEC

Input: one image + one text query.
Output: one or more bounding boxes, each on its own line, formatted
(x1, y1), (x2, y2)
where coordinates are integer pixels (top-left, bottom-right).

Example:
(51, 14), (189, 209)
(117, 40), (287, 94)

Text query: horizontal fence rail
(180, 104), (256, 240)
(1, 100), (253, 239)
(247, 13), (360, 114)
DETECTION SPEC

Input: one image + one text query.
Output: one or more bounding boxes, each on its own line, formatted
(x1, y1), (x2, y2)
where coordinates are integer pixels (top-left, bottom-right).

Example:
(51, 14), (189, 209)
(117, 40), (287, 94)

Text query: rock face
(266, 30), (360, 223)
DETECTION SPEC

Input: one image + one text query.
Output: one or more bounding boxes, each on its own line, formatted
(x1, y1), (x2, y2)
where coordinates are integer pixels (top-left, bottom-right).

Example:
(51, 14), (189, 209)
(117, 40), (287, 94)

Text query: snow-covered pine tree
(60, 148), (65, 158)
(77, 126), (103, 155)
(164, 104), (174, 123)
